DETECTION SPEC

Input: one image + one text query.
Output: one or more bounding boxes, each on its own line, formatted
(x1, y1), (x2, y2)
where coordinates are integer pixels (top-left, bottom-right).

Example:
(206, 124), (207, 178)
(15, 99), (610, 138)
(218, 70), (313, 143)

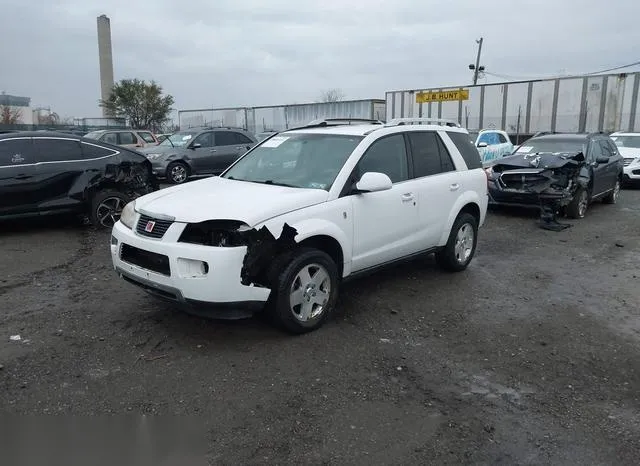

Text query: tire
(435, 213), (479, 272)
(603, 178), (621, 204)
(566, 187), (589, 219)
(89, 190), (130, 229)
(166, 161), (190, 184)
(266, 248), (339, 334)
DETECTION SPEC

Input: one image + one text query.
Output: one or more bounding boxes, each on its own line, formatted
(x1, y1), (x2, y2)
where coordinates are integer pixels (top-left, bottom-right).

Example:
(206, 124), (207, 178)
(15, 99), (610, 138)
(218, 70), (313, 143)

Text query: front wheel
(166, 161), (190, 184)
(267, 248), (339, 334)
(89, 190), (130, 229)
(603, 179), (621, 204)
(566, 187), (589, 219)
(435, 213), (479, 272)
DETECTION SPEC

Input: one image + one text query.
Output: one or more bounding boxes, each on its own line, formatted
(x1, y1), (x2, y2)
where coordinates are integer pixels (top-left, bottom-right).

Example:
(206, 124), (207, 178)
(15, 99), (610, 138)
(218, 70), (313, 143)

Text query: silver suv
(84, 129), (159, 149)
(137, 127), (258, 184)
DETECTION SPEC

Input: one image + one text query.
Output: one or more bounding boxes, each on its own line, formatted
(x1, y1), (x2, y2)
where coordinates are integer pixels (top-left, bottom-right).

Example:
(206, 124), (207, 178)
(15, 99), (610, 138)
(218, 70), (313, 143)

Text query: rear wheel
(603, 179), (621, 204)
(267, 248), (339, 334)
(566, 188), (588, 219)
(435, 213), (478, 272)
(166, 161), (190, 184)
(89, 190), (129, 228)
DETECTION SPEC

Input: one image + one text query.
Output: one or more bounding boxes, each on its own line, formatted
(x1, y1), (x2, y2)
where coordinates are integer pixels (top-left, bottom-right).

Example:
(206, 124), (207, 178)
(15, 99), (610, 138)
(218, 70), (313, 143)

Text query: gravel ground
(1, 188), (639, 465)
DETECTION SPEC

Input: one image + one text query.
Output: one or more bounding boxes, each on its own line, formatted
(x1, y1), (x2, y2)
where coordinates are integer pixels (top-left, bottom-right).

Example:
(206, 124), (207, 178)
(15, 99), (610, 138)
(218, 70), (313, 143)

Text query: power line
(484, 60), (640, 82)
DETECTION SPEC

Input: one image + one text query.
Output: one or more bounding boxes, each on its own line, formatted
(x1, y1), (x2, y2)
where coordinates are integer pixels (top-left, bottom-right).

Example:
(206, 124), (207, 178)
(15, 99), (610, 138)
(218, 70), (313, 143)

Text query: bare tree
(318, 88), (346, 103)
(0, 105), (23, 124)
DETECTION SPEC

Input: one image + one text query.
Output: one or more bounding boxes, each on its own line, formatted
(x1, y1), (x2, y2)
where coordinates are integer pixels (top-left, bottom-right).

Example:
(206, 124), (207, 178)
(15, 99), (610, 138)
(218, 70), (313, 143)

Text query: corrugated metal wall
(178, 100), (386, 134)
(386, 72), (640, 135)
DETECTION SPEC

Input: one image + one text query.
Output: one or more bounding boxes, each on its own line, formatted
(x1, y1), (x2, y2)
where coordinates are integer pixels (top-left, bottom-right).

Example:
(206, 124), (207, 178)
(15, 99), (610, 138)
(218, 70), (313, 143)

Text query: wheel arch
(438, 195), (483, 246)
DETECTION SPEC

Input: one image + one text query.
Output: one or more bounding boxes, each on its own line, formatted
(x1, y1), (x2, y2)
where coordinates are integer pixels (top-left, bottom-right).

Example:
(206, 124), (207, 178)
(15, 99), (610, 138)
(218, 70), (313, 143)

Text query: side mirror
(595, 156), (609, 164)
(190, 143), (202, 150)
(477, 142), (488, 148)
(354, 172), (393, 193)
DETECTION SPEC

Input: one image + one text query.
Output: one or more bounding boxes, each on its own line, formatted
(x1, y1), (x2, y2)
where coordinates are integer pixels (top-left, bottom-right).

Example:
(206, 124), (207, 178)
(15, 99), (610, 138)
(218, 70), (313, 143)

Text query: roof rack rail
(307, 118), (384, 126)
(385, 118), (461, 128)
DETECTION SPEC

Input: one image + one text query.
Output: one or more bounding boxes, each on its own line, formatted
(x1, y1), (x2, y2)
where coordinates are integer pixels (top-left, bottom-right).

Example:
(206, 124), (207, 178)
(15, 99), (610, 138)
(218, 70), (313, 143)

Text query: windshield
(159, 131), (199, 147)
(610, 135), (640, 149)
(222, 133), (363, 191)
(515, 138), (585, 154)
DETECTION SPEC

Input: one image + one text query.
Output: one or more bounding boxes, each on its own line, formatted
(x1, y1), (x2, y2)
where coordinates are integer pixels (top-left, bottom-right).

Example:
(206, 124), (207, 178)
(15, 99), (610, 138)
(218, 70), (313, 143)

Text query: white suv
(609, 132), (640, 184)
(110, 118), (489, 333)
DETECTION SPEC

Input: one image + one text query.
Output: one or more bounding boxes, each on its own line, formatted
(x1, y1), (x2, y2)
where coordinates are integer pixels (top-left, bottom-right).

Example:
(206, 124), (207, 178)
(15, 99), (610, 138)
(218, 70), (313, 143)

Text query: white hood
(135, 177), (330, 226)
(618, 147), (640, 158)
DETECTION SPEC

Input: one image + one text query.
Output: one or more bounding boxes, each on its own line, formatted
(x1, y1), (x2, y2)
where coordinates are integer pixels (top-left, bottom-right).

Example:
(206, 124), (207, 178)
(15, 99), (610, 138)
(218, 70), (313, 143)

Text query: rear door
(0, 137), (38, 216)
(33, 137), (86, 213)
(99, 132), (119, 146)
(497, 132), (514, 158)
(407, 131), (461, 247)
(211, 131), (253, 173)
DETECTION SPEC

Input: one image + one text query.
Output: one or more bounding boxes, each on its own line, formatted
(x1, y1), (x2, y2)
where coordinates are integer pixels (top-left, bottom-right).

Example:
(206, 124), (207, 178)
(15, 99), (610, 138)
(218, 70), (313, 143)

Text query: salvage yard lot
(1, 189), (639, 465)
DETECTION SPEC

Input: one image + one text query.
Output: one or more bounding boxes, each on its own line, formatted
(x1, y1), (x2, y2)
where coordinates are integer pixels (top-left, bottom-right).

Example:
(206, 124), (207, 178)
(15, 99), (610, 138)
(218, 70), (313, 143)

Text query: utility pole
(468, 37), (485, 85)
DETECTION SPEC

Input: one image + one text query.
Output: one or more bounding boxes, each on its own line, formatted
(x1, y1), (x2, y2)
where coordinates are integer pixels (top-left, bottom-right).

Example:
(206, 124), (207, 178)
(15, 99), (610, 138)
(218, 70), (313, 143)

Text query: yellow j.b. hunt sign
(416, 89), (469, 103)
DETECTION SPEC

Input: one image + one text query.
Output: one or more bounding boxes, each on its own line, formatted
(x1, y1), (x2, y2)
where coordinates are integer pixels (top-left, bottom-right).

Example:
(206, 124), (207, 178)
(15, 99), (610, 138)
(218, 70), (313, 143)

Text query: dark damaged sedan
(485, 133), (623, 220)
(0, 131), (158, 228)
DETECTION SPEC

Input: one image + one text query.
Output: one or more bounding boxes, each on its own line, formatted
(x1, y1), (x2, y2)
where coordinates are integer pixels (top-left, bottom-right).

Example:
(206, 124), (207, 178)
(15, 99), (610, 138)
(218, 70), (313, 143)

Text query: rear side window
(138, 132), (156, 143)
(498, 133), (509, 143)
(118, 132), (137, 145)
(34, 139), (83, 162)
(447, 132), (482, 169)
(101, 133), (118, 145)
(232, 132), (253, 144)
(81, 142), (117, 159)
(0, 138), (35, 166)
(214, 131), (235, 146)
(407, 131), (456, 177)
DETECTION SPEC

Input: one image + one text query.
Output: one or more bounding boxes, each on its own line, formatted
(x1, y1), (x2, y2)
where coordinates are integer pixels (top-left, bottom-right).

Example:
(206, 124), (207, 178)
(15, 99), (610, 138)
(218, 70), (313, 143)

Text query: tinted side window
(34, 139), (82, 162)
(118, 132), (136, 145)
(357, 134), (408, 183)
(588, 139), (603, 161)
(192, 132), (213, 148)
(0, 138), (35, 166)
(599, 140), (613, 157)
(437, 136), (456, 172)
(81, 142), (116, 159)
(232, 132), (253, 144)
(138, 132), (156, 143)
(447, 132), (482, 169)
(101, 133), (118, 145)
(408, 132), (444, 177)
(498, 133), (508, 143)
(214, 131), (235, 146)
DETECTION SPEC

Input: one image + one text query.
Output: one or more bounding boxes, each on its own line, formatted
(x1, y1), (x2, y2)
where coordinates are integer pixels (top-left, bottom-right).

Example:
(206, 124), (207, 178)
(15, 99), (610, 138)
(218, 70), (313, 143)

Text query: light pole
(468, 37), (485, 85)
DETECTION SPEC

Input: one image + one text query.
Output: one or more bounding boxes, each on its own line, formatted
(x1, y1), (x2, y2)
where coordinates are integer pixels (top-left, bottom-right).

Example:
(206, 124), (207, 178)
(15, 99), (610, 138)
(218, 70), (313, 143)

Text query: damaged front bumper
(110, 220), (271, 318)
(487, 168), (578, 209)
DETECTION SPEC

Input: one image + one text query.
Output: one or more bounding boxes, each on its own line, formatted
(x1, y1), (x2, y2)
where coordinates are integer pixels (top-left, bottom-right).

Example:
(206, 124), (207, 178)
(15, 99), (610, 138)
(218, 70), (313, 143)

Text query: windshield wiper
(261, 180), (297, 187)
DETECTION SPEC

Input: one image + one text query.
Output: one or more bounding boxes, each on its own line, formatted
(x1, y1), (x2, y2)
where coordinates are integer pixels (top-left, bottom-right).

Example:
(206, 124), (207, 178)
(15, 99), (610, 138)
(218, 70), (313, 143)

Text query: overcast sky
(1, 0), (639, 119)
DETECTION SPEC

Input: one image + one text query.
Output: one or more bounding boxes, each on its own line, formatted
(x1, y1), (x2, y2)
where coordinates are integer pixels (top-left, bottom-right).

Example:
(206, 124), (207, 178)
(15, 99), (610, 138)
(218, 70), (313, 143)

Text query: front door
(349, 133), (421, 272)
(187, 131), (215, 175)
(117, 131), (140, 150)
(0, 137), (38, 216)
(588, 139), (610, 197)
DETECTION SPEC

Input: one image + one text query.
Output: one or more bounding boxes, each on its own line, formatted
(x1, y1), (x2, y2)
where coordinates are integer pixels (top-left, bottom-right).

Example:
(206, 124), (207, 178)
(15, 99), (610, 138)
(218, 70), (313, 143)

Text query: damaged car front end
(486, 151), (588, 230)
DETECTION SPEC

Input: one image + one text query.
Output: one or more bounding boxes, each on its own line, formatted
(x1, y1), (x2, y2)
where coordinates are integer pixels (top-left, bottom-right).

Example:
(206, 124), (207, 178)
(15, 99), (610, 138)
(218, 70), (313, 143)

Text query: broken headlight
(178, 220), (251, 247)
(120, 201), (137, 229)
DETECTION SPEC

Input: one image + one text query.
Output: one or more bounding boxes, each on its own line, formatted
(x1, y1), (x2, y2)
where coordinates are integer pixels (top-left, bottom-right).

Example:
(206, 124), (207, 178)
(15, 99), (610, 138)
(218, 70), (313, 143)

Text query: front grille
(136, 214), (173, 239)
(623, 158), (635, 166)
(500, 173), (548, 190)
(120, 243), (171, 276)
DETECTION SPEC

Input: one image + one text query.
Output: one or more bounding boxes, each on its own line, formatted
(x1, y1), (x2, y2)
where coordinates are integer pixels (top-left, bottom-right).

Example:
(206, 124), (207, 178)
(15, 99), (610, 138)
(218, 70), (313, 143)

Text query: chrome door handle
(450, 183), (460, 191)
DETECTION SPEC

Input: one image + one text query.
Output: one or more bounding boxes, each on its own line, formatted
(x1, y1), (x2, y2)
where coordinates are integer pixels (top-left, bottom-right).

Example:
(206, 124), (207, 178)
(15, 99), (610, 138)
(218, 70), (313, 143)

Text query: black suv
(0, 131), (158, 227)
(486, 133), (624, 219)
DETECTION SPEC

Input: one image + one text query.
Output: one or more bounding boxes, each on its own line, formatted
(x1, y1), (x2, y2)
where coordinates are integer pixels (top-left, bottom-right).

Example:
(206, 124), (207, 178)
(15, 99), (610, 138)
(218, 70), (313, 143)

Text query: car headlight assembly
(120, 201), (137, 229)
(145, 153), (163, 160)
